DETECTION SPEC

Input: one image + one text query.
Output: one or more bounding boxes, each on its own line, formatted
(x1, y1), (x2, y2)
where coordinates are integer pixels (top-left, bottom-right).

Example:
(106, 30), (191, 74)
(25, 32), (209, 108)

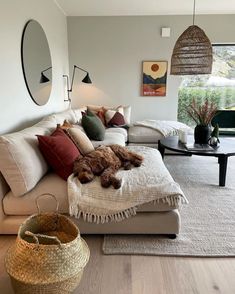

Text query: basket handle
(35, 193), (59, 214)
(25, 231), (62, 248)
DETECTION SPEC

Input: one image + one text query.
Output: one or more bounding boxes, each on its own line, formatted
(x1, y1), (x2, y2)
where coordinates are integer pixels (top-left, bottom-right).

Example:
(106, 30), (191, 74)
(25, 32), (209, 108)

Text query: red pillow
(37, 128), (80, 180)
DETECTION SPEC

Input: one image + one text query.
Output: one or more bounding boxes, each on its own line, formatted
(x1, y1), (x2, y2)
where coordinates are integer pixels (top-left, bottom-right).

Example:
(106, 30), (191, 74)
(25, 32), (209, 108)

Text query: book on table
(185, 143), (214, 151)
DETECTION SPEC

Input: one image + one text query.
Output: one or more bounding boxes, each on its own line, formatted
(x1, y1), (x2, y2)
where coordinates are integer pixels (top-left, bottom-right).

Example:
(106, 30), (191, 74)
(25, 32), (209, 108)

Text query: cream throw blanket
(67, 146), (188, 224)
(134, 120), (192, 137)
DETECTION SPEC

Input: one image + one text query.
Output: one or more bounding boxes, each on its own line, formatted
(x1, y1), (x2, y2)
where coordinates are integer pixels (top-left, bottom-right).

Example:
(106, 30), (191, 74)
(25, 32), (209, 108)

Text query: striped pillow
(105, 107), (126, 127)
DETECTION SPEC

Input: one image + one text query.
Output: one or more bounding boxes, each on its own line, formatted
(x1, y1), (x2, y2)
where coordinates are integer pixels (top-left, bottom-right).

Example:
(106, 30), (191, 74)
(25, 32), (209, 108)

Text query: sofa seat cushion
(128, 126), (164, 143)
(3, 173), (69, 215)
(105, 127), (128, 142)
(3, 173), (177, 216)
(91, 132), (126, 148)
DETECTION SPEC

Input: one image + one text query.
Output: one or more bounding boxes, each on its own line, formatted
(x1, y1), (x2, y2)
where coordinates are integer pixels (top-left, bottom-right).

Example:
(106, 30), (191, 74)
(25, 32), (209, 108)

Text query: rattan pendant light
(170, 0), (213, 75)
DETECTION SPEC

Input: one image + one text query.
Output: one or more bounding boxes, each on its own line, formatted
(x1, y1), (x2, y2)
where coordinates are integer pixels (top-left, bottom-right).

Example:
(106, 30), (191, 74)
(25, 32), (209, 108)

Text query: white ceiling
(55, 0), (235, 16)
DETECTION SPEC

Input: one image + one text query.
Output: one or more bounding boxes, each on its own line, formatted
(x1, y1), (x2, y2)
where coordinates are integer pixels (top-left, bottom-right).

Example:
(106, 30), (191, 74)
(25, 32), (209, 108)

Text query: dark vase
(194, 125), (211, 144)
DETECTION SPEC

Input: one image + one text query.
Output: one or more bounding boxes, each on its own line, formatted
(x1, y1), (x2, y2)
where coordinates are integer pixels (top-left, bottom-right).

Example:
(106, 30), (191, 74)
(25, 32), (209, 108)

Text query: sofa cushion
(87, 105), (131, 125)
(91, 132), (126, 148)
(128, 126), (164, 143)
(73, 107), (87, 124)
(3, 173), (178, 216)
(105, 109), (126, 127)
(82, 109), (105, 141)
(122, 105), (131, 125)
(87, 106), (106, 125)
(52, 109), (77, 125)
(37, 127), (80, 180)
(67, 124), (127, 146)
(0, 117), (56, 197)
(59, 120), (73, 130)
(105, 127), (128, 142)
(66, 127), (94, 155)
(3, 173), (69, 215)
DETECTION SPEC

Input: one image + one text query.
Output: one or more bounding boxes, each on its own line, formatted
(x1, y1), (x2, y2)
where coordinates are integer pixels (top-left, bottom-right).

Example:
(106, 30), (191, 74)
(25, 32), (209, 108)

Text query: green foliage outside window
(177, 45), (235, 126)
(178, 87), (235, 126)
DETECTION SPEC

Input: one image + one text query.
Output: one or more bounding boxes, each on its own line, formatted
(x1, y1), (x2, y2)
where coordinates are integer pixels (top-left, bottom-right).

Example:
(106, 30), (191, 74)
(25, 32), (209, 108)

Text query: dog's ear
(73, 156), (85, 174)
(73, 160), (79, 174)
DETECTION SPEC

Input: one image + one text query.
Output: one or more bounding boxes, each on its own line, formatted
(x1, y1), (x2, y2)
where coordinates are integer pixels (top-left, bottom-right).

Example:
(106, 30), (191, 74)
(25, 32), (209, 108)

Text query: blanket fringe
(71, 206), (137, 224)
(69, 194), (188, 224)
(153, 194), (188, 206)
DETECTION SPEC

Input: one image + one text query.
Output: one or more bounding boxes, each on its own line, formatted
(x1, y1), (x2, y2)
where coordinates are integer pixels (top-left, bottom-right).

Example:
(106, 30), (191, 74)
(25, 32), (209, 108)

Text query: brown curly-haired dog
(73, 145), (143, 189)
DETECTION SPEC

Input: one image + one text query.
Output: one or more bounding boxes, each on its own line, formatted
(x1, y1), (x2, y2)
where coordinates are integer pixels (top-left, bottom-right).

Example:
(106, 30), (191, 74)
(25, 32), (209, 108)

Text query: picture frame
(142, 61), (168, 96)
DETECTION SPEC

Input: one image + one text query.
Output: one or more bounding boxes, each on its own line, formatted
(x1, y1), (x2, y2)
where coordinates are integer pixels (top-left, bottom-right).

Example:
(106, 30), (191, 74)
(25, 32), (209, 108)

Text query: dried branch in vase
(187, 98), (218, 126)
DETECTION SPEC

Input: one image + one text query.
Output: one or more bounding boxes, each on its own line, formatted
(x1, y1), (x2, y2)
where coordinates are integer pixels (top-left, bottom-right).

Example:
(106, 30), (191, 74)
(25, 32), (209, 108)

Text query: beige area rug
(103, 155), (235, 256)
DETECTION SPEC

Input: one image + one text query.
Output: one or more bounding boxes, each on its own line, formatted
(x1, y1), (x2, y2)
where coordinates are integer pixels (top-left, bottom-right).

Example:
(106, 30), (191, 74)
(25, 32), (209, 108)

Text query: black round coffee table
(158, 135), (235, 187)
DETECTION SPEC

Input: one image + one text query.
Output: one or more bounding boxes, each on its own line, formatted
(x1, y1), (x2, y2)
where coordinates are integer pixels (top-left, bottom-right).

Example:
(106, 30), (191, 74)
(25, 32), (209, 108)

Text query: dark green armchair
(212, 110), (235, 135)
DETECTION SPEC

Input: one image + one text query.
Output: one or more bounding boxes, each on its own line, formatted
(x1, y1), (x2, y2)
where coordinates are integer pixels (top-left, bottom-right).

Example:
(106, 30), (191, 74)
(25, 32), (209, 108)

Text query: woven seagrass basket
(5, 194), (90, 294)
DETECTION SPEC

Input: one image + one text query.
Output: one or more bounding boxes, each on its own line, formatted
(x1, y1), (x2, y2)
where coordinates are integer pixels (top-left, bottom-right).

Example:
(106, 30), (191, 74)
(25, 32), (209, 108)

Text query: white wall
(67, 15), (235, 122)
(0, 0), (69, 134)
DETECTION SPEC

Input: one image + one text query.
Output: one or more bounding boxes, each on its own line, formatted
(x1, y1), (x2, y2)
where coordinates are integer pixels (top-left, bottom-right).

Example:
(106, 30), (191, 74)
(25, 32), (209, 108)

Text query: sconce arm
(41, 66), (52, 74)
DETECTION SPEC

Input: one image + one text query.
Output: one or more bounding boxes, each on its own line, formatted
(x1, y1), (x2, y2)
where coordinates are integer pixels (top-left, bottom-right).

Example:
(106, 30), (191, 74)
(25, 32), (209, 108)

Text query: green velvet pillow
(82, 109), (105, 141)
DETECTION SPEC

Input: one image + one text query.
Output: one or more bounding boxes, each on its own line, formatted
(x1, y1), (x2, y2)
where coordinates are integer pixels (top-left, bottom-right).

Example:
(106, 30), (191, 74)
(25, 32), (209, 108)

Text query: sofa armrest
(0, 172), (10, 222)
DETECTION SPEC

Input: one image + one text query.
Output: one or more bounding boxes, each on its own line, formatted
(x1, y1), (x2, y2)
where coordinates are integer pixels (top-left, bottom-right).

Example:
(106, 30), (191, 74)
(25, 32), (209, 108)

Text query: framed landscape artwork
(142, 61), (168, 96)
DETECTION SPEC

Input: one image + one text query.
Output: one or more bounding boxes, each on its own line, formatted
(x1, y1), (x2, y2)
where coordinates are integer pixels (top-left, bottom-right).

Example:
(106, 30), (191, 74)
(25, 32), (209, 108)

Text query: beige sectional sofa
(0, 107), (180, 236)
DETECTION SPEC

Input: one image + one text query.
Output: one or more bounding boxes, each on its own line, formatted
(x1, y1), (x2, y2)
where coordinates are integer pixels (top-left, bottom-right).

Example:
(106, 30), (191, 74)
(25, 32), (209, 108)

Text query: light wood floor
(1, 235), (235, 294)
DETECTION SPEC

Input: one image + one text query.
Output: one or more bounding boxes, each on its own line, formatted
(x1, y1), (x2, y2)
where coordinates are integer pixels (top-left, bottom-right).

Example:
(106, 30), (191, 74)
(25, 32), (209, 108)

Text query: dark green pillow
(82, 109), (105, 141)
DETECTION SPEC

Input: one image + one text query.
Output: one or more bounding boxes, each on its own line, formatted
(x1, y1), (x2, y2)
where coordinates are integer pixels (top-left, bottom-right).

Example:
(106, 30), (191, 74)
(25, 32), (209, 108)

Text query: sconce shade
(82, 73), (92, 84)
(170, 25), (213, 75)
(40, 72), (50, 83)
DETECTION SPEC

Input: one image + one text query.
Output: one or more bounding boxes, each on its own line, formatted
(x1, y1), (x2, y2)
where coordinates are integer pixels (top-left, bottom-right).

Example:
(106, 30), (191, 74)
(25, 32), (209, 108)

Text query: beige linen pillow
(66, 127), (94, 155)
(0, 117), (56, 197)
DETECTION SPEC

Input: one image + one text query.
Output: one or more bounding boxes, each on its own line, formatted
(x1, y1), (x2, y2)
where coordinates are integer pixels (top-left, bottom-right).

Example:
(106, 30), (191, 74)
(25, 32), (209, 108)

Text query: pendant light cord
(193, 0), (196, 25)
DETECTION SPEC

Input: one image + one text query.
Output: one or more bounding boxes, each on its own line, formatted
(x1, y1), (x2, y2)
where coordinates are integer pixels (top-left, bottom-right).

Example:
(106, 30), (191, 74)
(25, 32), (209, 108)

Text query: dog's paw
(111, 178), (122, 189)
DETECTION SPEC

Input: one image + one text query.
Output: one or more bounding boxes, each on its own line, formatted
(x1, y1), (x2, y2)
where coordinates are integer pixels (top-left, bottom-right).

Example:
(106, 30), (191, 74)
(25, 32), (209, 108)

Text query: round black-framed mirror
(21, 20), (52, 106)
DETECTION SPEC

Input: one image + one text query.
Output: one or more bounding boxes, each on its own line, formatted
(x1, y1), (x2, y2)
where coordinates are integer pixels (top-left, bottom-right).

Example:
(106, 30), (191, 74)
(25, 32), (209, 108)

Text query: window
(177, 44), (235, 126)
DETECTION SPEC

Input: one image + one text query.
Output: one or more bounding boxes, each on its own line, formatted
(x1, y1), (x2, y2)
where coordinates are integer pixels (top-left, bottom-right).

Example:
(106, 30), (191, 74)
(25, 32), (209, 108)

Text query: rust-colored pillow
(37, 127), (80, 180)
(97, 107), (107, 126)
(87, 106), (107, 126)
(57, 120), (73, 130)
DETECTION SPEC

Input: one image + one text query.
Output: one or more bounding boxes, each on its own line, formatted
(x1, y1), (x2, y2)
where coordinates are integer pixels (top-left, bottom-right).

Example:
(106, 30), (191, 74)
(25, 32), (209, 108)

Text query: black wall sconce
(63, 65), (92, 102)
(40, 66), (52, 83)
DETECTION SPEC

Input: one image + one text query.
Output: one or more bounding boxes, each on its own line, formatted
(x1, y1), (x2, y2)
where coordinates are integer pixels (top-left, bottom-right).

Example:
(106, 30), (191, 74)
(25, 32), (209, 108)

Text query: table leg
(158, 140), (165, 159)
(218, 155), (228, 187)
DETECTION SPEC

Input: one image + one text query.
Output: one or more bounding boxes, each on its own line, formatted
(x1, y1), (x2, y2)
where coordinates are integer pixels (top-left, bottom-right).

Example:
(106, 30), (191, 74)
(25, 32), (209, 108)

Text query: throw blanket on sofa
(67, 146), (188, 224)
(134, 120), (192, 137)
